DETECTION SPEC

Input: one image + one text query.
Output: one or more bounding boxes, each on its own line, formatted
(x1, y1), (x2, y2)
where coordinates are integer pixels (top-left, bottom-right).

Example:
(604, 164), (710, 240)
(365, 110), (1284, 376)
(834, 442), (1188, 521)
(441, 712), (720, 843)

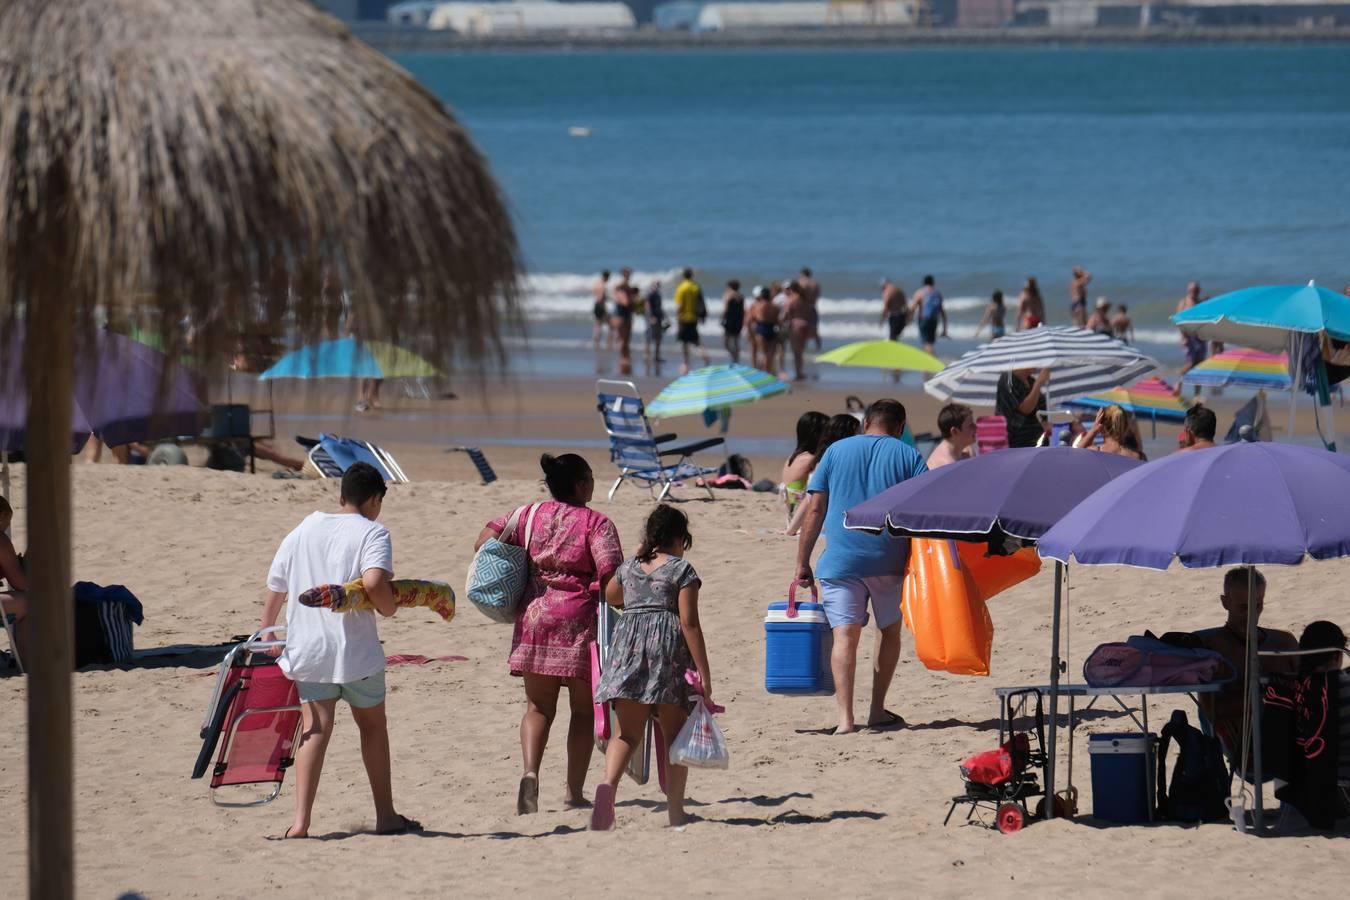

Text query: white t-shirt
(267, 511), (393, 684)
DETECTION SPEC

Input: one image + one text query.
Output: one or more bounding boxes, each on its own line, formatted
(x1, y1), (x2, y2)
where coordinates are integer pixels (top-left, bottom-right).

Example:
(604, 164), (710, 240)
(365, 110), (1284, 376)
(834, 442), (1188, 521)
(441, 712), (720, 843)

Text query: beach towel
(1263, 672), (1342, 829)
(73, 581), (143, 665)
(299, 579), (455, 624)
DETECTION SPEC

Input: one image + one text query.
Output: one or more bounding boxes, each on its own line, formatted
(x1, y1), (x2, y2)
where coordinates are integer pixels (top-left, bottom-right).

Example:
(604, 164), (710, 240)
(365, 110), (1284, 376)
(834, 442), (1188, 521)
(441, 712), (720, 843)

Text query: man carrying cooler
(260, 461), (419, 838)
(795, 399), (927, 735)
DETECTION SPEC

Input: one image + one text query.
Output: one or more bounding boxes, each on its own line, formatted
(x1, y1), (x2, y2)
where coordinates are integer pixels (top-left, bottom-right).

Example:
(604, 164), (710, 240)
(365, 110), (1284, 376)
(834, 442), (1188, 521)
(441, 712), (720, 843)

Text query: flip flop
(590, 783), (616, 831)
(374, 815), (423, 836)
(282, 826), (308, 840)
(865, 711), (906, 731)
(517, 773), (539, 815)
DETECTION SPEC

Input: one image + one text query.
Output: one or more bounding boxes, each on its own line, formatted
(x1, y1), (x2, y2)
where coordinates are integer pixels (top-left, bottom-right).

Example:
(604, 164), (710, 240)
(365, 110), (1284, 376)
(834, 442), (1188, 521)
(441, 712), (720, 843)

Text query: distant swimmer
(976, 289), (1007, 340)
(1070, 266), (1092, 327)
(1018, 277), (1045, 331)
(910, 274), (947, 358)
(880, 278), (908, 340)
(592, 270), (610, 349)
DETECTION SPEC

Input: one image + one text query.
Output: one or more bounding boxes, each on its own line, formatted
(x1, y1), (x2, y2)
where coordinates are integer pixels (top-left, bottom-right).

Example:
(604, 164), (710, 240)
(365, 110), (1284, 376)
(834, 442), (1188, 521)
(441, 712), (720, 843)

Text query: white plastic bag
(669, 700), (729, 770)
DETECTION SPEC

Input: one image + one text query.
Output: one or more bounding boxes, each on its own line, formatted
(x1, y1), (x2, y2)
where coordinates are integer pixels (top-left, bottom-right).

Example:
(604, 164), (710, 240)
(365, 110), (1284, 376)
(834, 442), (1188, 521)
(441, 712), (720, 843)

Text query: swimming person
(927, 403), (976, 468)
(475, 454), (624, 815)
(591, 505), (713, 831)
(975, 290), (1006, 340)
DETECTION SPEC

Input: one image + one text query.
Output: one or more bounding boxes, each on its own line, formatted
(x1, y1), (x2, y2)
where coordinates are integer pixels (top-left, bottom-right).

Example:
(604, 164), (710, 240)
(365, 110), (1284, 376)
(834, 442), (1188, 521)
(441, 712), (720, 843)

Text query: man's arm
(1017, 369), (1051, 415)
(940, 303), (949, 337)
(362, 567), (397, 617)
(260, 590), (286, 631)
(795, 492), (827, 584)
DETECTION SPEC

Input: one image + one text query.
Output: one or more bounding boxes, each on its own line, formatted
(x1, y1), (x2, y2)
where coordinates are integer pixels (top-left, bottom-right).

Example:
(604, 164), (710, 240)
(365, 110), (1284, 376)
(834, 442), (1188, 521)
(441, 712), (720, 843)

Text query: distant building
(1014, 0), (1350, 25)
(958, 0), (1013, 24)
(317, 0), (399, 19)
(691, 0), (916, 29)
(422, 1), (638, 32)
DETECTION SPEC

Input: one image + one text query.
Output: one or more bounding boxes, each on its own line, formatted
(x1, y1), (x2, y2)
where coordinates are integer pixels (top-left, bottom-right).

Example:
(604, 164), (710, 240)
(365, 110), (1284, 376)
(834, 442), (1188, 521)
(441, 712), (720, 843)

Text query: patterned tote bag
(465, 503), (539, 623)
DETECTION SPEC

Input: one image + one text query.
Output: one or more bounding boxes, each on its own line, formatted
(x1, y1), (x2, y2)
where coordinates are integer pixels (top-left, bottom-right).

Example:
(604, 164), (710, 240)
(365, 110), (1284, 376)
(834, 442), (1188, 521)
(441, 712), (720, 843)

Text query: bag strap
(502, 505), (527, 543)
(786, 579), (819, 618)
(521, 503), (541, 550)
(1155, 716), (1179, 816)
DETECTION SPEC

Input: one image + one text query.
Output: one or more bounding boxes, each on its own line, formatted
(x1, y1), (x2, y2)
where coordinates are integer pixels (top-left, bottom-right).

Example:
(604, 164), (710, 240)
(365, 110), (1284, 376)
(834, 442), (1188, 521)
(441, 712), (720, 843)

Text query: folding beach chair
(596, 380), (724, 502)
(192, 626), (303, 806)
(295, 433), (410, 483)
(448, 446), (498, 485)
(975, 416), (1009, 455)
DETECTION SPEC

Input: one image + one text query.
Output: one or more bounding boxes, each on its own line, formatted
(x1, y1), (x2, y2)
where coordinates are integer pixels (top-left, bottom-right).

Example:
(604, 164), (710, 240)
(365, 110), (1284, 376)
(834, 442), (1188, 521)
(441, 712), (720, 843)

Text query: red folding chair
(976, 416), (1010, 455)
(192, 626), (302, 806)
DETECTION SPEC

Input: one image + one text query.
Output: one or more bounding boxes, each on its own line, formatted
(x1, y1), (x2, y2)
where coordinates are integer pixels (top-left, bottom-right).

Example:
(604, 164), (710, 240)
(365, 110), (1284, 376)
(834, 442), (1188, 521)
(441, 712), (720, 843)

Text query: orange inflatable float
(902, 539), (1040, 676)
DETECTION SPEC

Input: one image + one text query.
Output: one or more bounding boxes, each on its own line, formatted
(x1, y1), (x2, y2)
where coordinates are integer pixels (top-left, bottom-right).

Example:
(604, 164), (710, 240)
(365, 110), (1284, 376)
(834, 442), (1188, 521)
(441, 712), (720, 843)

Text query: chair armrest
(659, 437), (725, 457)
(652, 433), (678, 444)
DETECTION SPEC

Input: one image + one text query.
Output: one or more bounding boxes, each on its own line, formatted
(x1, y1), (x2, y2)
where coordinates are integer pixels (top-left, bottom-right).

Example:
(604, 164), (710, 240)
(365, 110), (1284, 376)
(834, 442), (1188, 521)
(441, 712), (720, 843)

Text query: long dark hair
(789, 411), (829, 464)
(636, 504), (693, 563)
(540, 453), (591, 503)
(816, 413), (861, 457)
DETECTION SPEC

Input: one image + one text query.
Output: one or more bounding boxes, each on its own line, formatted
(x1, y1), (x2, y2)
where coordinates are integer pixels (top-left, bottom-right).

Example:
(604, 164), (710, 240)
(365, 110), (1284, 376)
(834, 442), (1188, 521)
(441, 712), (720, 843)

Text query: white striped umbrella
(924, 326), (1159, 407)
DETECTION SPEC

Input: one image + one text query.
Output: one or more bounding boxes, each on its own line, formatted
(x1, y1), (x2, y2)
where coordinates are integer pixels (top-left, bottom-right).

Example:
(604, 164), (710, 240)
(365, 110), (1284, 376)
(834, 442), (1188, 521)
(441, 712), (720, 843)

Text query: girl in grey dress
(591, 505), (713, 831)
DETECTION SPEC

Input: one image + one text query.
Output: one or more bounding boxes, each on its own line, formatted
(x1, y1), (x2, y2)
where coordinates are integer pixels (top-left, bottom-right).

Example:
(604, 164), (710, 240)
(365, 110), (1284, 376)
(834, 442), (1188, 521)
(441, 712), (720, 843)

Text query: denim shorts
(818, 576), (904, 630)
(296, 671), (387, 708)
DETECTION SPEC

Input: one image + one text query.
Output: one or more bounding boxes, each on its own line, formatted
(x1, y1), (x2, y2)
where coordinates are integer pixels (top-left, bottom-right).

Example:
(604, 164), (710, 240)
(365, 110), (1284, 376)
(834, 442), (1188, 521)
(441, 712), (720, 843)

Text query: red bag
(961, 747), (1013, 786)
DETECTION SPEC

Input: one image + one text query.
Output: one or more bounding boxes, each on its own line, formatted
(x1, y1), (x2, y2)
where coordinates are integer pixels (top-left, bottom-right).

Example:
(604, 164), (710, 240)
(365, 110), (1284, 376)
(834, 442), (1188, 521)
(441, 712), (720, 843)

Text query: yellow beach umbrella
(817, 340), (944, 372)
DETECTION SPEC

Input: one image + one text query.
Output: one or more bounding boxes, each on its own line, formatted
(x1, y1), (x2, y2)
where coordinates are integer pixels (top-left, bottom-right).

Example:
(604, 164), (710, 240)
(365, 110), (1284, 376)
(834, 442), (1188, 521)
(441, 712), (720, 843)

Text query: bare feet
(517, 773), (539, 815)
(590, 783), (616, 831)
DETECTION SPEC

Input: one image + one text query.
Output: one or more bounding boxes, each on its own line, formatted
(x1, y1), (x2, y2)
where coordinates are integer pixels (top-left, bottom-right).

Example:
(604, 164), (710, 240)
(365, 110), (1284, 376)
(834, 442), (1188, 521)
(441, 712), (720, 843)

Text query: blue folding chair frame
(596, 380), (724, 502)
(296, 434), (410, 484)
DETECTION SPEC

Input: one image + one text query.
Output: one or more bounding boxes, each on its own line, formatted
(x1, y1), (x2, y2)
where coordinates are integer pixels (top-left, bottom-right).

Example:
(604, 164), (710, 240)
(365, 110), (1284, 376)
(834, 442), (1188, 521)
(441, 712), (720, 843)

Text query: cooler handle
(786, 580), (819, 619)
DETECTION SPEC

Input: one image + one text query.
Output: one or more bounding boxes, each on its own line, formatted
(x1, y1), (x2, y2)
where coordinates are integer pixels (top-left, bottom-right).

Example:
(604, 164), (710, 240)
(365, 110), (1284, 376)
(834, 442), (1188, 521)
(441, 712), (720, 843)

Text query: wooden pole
(26, 279), (75, 897)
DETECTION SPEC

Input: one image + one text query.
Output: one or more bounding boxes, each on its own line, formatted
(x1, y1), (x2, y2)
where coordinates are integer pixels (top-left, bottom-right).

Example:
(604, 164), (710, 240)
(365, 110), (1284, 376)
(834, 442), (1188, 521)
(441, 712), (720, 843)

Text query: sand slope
(0, 464), (1347, 898)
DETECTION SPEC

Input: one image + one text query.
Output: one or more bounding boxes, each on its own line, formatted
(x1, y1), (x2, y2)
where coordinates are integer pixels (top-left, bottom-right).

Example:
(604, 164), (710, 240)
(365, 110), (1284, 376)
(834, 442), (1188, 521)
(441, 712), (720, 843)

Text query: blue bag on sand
(464, 503), (539, 623)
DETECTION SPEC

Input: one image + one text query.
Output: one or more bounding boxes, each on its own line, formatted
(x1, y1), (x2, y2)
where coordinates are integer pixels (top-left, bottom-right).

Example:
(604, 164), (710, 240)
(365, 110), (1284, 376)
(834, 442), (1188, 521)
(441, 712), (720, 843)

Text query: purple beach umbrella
(0, 328), (207, 452)
(845, 447), (1142, 544)
(844, 446), (1143, 820)
(1038, 441), (1350, 831)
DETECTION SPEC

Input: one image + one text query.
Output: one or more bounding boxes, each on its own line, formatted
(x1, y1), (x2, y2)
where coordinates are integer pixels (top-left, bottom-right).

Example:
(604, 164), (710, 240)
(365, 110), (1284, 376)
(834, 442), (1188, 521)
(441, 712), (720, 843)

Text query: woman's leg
(656, 704), (691, 827)
(519, 673), (562, 813)
(592, 699), (649, 830)
(563, 676), (596, 806)
(1, 592), (26, 664)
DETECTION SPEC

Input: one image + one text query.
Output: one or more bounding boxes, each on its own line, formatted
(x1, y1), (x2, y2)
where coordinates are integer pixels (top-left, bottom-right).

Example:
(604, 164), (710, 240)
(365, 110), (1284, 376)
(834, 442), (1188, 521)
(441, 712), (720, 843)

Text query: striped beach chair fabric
(596, 380), (724, 502)
(296, 434), (410, 483)
(450, 446), (498, 484)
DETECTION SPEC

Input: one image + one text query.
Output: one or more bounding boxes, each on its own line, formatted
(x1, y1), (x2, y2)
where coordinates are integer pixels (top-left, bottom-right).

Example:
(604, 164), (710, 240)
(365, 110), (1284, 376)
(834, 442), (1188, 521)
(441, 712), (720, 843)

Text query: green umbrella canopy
(0, 4), (521, 896)
(816, 340), (944, 372)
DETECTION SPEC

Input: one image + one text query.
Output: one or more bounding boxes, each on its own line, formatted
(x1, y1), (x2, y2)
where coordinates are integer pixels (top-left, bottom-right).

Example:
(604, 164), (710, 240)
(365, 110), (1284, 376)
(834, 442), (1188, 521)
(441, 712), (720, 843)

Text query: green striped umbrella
(646, 363), (788, 418)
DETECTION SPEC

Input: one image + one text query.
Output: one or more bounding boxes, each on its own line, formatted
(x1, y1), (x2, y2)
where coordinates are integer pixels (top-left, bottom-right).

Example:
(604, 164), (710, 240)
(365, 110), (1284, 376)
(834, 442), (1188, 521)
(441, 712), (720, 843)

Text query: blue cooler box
(764, 600), (834, 695)
(1089, 732), (1154, 823)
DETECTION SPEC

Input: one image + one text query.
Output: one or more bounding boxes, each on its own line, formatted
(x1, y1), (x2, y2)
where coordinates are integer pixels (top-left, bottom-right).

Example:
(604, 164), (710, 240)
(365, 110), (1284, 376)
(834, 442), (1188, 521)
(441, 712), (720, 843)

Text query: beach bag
(960, 734), (1028, 787)
(1155, 710), (1229, 822)
(1083, 634), (1227, 688)
(670, 699), (729, 770)
(464, 503), (539, 623)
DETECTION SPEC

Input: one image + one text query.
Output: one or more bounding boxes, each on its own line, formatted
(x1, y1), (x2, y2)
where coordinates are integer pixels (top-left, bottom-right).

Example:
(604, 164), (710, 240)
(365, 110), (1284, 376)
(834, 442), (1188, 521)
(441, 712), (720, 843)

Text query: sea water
(397, 46), (1350, 375)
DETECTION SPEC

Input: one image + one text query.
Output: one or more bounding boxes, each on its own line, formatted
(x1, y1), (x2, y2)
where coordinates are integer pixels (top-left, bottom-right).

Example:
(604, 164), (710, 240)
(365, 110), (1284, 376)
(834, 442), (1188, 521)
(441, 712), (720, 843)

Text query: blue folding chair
(596, 380), (724, 502)
(295, 434), (409, 484)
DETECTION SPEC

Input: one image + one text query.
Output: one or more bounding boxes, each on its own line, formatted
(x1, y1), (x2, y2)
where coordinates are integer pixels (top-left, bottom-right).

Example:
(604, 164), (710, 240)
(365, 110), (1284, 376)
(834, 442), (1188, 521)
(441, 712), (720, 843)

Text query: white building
(423, 1), (637, 32)
(693, 1), (916, 29)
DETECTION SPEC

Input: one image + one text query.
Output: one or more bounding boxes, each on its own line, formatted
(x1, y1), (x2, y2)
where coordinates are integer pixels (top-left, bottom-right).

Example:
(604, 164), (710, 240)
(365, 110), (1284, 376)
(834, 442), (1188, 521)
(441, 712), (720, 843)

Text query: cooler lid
(1088, 733), (1150, 754)
(765, 601), (828, 625)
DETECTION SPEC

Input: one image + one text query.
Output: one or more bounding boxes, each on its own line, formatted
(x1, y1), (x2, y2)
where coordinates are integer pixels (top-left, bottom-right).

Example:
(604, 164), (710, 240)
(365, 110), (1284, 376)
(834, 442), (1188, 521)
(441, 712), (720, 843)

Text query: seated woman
(0, 496), (27, 664)
(1072, 405), (1144, 460)
(780, 411), (828, 526)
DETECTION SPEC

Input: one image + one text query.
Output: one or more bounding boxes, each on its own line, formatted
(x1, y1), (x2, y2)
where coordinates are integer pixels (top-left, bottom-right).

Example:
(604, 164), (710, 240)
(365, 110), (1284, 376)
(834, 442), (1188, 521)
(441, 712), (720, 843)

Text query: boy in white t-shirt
(260, 462), (418, 838)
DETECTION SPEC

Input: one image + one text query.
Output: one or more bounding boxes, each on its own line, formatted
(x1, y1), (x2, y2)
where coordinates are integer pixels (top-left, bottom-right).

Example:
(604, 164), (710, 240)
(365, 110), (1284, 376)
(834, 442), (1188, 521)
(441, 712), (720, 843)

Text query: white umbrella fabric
(924, 327), (1160, 408)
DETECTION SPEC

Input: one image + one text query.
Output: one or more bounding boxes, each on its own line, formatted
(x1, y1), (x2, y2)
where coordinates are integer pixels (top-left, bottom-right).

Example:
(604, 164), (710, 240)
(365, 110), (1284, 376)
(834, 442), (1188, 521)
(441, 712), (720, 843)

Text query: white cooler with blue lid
(764, 582), (834, 695)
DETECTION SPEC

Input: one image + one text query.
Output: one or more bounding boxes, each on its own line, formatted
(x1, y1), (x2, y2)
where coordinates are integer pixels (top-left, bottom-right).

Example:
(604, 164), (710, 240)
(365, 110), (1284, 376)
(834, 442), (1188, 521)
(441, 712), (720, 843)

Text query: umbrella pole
(1245, 566), (1265, 833)
(25, 284), (76, 898)
(1287, 334), (1301, 440)
(1045, 560), (1064, 820)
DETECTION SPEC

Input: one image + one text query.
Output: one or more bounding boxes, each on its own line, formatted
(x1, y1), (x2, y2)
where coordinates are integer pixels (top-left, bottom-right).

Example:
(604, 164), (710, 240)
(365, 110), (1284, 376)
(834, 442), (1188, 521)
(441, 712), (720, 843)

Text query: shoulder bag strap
(520, 503), (542, 550)
(501, 505), (526, 545)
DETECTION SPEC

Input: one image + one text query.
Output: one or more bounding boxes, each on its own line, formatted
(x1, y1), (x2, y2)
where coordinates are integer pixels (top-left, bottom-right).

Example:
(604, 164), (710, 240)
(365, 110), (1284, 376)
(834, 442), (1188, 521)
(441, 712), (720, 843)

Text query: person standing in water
(721, 280), (746, 365)
(674, 268), (711, 375)
(1069, 266), (1091, 327)
(592, 270), (611, 350)
(1018, 277), (1045, 331)
(1176, 281), (1208, 394)
(910, 275), (947, 357)
(645, 280), (666, 366)
(799, 267), (823, 350)
(976, 290), (1007, 339)
(880, 278), (908, 341)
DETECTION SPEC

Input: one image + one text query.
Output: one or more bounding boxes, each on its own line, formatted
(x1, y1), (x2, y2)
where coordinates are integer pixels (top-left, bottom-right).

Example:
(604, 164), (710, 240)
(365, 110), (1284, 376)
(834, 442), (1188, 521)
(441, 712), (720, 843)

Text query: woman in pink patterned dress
(475, 453), (623, 815)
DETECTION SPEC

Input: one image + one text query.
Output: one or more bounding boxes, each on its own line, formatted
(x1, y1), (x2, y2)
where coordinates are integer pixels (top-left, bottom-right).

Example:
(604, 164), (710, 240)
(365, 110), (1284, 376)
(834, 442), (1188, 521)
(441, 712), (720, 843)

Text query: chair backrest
(597, 380), (662, 471)
(976, 416), (1009, 455)
(211, 660), (301, 789)
(317, 433), (408, 483)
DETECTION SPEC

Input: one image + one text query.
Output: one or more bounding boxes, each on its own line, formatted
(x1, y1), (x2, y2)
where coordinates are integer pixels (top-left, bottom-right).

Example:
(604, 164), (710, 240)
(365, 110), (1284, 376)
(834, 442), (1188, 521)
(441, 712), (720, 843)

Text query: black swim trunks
(887, 313), (907, 341)
(677, 321), (701, 345)
(594, 300), (607, 322)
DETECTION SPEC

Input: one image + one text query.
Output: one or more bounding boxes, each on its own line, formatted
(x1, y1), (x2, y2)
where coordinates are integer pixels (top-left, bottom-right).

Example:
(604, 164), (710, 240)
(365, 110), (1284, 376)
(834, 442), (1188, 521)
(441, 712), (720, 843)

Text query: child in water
(591, 505), (713, 831)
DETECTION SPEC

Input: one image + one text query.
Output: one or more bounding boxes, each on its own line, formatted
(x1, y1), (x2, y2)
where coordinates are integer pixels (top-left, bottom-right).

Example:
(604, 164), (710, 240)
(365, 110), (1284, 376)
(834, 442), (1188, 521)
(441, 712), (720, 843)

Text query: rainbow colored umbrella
(646, 363), (787, 419)
(1182, 347), (1290, 391)
(1063, 376), (1186, 437)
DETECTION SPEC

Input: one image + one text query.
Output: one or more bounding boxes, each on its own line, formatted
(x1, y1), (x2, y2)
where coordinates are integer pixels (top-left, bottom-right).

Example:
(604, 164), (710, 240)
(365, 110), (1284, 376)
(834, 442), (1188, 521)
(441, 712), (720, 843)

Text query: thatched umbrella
(0, 2), (520, 895)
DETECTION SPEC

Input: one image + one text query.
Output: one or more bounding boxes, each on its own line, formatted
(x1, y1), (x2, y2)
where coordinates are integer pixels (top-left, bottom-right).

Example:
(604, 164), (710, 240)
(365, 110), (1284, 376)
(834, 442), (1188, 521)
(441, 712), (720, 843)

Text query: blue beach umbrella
(259, 337), (441, 380)
(1172, 282), (1350, 352)
(645, 364), (788, 420)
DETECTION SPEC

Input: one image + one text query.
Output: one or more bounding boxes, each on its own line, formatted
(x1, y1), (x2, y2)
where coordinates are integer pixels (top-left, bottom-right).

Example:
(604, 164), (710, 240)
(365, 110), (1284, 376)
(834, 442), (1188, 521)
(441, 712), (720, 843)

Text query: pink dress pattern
(487, 500), (623, 679)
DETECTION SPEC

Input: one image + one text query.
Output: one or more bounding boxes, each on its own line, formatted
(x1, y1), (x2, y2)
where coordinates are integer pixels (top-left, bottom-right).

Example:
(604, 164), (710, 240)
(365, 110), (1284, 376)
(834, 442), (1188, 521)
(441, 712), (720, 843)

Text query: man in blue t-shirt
(795, 399), (927, 735)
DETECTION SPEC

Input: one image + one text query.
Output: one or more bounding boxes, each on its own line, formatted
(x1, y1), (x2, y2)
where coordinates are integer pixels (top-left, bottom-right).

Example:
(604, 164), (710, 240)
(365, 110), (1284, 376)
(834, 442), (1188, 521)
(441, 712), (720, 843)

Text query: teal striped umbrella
(646, 364), (788, 418)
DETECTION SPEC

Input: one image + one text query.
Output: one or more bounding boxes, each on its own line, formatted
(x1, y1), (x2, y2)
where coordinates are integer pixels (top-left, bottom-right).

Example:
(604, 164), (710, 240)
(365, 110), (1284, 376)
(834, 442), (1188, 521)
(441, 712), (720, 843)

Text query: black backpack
(1155, 709), (1229, 822)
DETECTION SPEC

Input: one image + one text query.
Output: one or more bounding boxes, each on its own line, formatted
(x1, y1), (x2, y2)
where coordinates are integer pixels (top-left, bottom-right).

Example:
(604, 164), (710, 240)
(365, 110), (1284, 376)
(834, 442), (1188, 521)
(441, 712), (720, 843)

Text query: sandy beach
(0, 375), (1347, 898)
